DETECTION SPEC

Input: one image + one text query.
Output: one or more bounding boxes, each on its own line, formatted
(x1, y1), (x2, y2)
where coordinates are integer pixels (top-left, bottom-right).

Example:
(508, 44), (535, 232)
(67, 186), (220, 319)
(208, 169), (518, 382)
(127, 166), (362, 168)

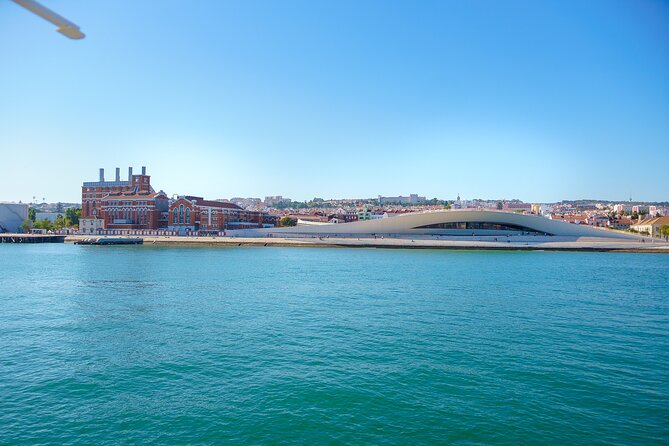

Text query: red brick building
(80, 166), (169, 233)
(81, 167), (154, 219)
(100, 191), (169, 230)
(169, 196), (276, 235)
(80, 167), (277, 235)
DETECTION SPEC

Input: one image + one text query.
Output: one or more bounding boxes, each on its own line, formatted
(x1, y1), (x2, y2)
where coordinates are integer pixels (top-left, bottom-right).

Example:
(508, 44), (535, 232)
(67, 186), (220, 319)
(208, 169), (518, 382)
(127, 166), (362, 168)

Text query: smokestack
(115, 167), (120, 182)
(128, 166), (133, 180)
(141, 166), (146, 175)
(99, 168), (104, 182)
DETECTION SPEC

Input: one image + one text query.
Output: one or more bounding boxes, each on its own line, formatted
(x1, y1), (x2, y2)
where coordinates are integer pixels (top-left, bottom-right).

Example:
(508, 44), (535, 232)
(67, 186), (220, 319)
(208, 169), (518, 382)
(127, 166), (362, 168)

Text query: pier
(0, 234), (66, 243)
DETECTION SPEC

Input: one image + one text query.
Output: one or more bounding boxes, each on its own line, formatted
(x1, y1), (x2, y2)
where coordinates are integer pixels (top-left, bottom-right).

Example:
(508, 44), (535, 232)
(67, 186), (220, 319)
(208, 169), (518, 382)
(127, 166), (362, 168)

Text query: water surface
(1, 245), (668, 444)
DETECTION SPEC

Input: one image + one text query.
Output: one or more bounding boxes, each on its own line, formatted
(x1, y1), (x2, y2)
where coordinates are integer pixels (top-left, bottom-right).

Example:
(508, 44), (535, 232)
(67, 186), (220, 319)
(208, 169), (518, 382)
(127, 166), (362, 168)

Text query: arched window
(186, 208), (191, 223)
(179, 205), (184, 224)
(173, 208), (178, 224)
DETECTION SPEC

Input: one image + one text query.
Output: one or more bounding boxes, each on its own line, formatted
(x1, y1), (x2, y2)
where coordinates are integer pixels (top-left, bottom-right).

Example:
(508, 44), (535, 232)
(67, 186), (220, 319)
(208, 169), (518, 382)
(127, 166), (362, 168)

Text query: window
(179, 205), (184, 224)
(186, 208), (191, 222)
(413, 221), (551, 235)
(173, 208), (178, 224)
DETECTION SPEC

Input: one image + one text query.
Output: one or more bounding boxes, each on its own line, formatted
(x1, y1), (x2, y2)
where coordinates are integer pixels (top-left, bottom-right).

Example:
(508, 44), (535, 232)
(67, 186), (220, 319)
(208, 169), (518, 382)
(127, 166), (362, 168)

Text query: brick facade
(81, 168), (277, 235)
(169, 196), (276, 234)
(101, 192), (169, 230)
(81, 167), (168, 231)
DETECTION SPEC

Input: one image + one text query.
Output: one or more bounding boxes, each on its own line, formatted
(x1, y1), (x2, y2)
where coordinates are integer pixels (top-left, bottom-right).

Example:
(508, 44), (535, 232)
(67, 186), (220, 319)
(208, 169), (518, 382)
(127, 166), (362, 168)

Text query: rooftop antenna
(11, 0), (85, 39)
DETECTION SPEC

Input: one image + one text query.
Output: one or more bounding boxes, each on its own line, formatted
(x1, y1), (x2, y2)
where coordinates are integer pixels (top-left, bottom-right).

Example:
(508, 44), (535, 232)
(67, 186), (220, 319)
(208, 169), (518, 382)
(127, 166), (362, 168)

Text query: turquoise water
(1, 245), (668, 445)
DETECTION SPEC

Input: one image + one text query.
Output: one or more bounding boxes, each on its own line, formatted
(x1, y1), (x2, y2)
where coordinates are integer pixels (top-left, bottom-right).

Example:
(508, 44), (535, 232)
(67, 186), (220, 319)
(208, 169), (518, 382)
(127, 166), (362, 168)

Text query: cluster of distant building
(253, 196), (669, 239)
(2, 171), (667, 239)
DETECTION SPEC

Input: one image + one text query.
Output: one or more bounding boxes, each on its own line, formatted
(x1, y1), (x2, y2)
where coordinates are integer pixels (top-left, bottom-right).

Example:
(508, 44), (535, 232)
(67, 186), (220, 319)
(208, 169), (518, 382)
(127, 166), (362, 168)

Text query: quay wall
(61, 234), (669, 253)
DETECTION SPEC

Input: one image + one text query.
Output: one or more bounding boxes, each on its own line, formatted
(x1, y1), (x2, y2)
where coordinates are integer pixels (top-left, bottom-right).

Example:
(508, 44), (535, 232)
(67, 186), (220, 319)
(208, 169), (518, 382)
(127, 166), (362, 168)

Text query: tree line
(21, 208), (81, 232)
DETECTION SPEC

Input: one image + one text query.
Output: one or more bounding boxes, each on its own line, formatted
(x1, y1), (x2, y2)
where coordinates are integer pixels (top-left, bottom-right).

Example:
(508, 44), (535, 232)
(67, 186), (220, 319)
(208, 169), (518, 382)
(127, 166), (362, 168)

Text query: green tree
(28, 207), (36, 222)
(280, 217), (297, 227)
(34, 218), (54, 231)
(661, 225), (669, 238)
(444, 203), (452, 210)
(20, 219), (33, 233)
(54, 215), (67, 229)
(496, 201), (503, 210)
(65, 207), (81, 226)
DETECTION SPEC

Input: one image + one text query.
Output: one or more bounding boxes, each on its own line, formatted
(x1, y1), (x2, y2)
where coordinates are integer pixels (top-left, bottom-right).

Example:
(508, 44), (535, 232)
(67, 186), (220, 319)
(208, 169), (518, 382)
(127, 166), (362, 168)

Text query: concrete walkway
(63, 234), (669, 253)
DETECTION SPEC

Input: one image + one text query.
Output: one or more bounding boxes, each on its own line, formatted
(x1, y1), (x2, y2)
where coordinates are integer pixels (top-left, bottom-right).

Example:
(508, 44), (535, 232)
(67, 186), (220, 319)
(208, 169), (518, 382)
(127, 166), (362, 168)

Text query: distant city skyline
(1, 0), (668, 203)
(2, 161), (668, 205)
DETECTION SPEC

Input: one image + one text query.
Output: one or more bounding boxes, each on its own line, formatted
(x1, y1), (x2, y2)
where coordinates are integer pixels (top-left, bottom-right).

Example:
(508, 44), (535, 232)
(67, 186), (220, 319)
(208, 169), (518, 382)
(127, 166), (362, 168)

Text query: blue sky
(1, 0), (668, 203)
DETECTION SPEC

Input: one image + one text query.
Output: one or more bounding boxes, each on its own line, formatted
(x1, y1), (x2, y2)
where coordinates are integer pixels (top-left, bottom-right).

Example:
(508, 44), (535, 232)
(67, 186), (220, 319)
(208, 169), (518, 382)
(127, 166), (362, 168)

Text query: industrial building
(80, 167), (278, 235)
(80, 166), (169, 233)
(168, 196), (277, 235)
(0, 202), (28, 233)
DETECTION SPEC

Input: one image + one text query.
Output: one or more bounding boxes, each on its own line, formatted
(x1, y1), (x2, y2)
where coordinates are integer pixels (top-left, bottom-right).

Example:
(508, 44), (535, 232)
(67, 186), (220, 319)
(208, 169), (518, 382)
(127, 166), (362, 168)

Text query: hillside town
(1, 166), (668, 240)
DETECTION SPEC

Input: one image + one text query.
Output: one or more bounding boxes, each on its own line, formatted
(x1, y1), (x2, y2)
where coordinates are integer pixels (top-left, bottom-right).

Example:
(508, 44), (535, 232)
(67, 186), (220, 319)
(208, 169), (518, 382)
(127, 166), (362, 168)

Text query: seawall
(62, 235), (669, 253)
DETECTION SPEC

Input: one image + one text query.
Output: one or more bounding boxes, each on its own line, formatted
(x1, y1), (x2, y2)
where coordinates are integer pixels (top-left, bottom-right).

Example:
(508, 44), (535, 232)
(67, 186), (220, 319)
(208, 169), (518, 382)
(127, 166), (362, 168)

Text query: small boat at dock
(75, 237), (144, 245)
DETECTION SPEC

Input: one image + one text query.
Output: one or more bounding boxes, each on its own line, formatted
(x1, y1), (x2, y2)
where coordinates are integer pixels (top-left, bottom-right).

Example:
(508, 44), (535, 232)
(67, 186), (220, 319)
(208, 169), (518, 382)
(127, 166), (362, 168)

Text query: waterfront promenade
(61, 234), (669, 253)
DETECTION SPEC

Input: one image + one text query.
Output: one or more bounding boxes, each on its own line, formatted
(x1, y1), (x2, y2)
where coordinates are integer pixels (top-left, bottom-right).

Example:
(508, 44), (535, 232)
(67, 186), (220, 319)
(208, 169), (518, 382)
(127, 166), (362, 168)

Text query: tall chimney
(128, 166), (133, 180)
(115, 167), (120, 182)
(99, 168), (104, 182)
(141, 166), (146, 175)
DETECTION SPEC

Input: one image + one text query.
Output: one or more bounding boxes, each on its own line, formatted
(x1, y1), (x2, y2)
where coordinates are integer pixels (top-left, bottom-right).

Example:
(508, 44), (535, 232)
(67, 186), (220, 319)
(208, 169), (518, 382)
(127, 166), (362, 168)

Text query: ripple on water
(0, 245), (668, 445)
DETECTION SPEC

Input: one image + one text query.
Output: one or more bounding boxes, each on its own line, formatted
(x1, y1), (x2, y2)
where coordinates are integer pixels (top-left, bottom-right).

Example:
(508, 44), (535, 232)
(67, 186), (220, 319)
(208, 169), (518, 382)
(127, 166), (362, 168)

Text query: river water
(1, 244), (668, 444)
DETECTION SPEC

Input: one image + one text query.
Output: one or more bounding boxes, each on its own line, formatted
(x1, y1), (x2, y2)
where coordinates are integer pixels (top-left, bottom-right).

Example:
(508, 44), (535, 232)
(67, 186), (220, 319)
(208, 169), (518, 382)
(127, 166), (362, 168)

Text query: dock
(0, 234), (66, 243)
(75, 237), (143, 245)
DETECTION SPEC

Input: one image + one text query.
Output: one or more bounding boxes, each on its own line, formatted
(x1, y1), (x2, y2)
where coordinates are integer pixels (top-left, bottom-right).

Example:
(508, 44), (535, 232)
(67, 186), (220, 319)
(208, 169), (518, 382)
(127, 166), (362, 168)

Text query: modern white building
(230, 209), (639, 240)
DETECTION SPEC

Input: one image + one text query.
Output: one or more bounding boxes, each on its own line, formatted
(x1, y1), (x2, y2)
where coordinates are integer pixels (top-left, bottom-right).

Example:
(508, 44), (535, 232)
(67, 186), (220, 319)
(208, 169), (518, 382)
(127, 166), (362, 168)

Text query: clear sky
(1, 0), (668, 203)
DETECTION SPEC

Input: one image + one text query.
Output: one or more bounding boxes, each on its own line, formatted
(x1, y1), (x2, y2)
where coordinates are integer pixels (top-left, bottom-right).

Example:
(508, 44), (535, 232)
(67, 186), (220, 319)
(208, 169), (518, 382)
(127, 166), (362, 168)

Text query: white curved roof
(262, 210), (637, 239)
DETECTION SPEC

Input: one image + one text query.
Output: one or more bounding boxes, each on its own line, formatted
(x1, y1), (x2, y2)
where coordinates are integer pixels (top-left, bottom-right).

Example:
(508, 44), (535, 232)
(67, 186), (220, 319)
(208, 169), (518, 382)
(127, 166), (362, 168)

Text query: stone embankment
(63, 234), (669, 253)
